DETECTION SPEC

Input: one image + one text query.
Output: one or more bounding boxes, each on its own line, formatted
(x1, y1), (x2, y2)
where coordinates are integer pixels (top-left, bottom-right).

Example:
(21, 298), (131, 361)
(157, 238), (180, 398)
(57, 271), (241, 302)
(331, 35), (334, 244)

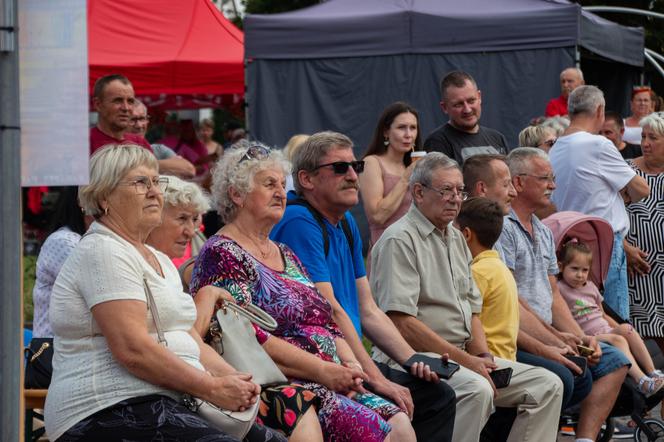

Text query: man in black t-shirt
(600, 111), (642, 160)
(424, 71), (507, 164)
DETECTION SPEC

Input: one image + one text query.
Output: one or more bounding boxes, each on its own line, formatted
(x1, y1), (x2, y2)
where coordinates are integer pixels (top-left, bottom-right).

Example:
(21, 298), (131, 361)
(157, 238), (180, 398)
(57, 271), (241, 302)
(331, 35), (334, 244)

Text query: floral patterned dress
(190, 234), (400, 442)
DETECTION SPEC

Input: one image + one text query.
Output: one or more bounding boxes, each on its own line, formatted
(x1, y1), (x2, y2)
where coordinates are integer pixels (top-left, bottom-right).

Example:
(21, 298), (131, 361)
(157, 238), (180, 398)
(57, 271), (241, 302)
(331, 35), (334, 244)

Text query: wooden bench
(24, 389), (47, 442)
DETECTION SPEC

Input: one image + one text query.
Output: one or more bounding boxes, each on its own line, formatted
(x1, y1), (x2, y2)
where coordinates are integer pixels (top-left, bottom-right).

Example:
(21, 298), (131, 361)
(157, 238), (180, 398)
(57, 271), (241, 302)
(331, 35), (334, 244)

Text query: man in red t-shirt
(89, 74), (154, 154)
(544, 67), (584, 117)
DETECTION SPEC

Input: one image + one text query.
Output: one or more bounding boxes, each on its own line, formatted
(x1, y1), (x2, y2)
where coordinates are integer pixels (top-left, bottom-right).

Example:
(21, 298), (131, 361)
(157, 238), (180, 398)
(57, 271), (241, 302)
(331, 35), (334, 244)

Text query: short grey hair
(640, 111), (664, 136)
(567, 85), (605, 117)
(161, 175), (210, 213)
(540, 116), (570, 137)
(409, 152), (460, 187)
(79, 144), (158, 217)
(211, 142), (290, 223)
(291, 131), (353, 195)
(561, 67), (584, 82)
(507, 147), (549, 177)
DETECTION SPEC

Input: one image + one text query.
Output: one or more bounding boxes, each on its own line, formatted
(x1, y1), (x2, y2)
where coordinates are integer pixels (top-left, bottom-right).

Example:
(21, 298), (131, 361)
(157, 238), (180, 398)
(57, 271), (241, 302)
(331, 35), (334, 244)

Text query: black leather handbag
(24, 337), (54, 389)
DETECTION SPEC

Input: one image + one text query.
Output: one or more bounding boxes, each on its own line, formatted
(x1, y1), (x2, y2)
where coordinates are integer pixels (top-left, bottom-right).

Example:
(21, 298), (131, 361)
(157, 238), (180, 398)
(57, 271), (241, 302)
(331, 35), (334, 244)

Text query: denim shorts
(589, 342), (631, 380)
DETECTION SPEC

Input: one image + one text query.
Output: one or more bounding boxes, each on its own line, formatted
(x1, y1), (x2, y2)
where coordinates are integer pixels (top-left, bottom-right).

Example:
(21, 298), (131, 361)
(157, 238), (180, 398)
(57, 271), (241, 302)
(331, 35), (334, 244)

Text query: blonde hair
(284, 134), (309, 162)
(79, 144), (158, 217)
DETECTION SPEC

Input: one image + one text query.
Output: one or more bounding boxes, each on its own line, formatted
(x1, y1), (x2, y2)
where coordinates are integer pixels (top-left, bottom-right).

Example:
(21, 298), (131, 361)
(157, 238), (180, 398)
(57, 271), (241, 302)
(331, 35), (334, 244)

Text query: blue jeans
(516, 350), (592, 410)
(604, 232), (629, 320)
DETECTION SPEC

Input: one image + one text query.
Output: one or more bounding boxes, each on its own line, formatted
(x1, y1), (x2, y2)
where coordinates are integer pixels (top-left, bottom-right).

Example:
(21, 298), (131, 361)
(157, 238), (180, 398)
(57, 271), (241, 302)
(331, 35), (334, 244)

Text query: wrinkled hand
(321, 362), (368, 394)
(582, 335), (602, 366)
(369, 376), (414, 418)
(464, 355), (498, 397)
(208, 372), (260, 411)
(559, 332), (582, 349)
(409, 359), (441, 384)
(624, 242), (650, 277)
(539, 345), (582, 375)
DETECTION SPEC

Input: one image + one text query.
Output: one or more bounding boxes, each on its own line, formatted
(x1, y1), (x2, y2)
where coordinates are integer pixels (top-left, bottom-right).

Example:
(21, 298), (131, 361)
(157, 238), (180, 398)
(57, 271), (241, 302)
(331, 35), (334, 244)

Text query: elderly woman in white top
(44, 144), (286, 442)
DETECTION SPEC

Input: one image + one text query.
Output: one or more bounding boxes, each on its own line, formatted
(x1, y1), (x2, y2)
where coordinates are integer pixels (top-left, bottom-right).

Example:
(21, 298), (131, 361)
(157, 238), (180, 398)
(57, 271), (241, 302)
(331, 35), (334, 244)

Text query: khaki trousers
(447, 358), (563, 442)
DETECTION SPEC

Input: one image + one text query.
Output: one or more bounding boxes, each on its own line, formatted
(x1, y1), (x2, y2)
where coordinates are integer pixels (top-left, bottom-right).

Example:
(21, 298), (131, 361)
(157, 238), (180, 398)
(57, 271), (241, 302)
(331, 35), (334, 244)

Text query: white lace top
(44, 222), (203, 440)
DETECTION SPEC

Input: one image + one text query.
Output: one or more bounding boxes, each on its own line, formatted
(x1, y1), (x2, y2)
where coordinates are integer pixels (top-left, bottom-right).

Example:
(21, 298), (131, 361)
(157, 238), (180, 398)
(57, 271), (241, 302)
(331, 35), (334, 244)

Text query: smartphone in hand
(489, 367), (513, 388)
(565, 354), (588, 376)
(402, 354), (460, 379)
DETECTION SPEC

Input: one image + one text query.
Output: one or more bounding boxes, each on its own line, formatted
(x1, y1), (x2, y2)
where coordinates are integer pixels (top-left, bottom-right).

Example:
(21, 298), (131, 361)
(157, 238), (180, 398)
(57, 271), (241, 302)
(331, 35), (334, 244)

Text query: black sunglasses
(313, 160), (365, 175)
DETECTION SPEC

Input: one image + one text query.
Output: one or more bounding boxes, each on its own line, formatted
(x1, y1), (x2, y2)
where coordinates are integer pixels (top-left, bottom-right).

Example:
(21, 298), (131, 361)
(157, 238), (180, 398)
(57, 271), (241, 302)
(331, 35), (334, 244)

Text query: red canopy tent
(88, 0), (244, 108)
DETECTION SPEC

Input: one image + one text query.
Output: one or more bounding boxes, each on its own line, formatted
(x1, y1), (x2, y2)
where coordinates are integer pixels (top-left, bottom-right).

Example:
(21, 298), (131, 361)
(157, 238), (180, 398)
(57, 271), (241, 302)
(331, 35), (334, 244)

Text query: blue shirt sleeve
(271, 207), (331, 283)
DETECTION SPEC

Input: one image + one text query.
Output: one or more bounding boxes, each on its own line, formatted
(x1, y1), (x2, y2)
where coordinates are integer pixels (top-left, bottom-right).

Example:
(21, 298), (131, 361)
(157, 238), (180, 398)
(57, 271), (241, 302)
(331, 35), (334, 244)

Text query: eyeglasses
(130, 115), (150, 124)
(120, 176), (169, 194)
(541, 138), (557, 148)
(239, 145), (270, 164)
(313, 160), (365, 175)
(421, 183), (468, 201)
(518, 173), (556, 184)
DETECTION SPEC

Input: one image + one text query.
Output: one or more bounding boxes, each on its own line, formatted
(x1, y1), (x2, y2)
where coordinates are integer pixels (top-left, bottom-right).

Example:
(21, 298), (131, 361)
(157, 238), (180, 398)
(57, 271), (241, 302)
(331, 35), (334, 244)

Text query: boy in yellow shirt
(457, 197), (519, 360)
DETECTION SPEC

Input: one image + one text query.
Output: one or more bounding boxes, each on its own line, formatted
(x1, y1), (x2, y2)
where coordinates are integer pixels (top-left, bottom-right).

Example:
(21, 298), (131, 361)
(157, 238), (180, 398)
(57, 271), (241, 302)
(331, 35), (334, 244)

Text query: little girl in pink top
(557, 240), (664, 396)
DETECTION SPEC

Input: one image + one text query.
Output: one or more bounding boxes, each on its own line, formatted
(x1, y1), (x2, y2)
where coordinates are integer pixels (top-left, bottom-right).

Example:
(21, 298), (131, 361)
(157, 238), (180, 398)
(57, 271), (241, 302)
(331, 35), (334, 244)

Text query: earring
(104, 206), (108, 216)
(383, 138), (389, 147)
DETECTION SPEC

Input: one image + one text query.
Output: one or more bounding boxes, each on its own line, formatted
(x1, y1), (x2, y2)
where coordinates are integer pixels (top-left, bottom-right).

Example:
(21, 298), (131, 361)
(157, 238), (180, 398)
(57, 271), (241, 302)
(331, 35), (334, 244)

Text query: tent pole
(644, 50), (664, 81)
(0, 0), (22, 439)
(244, 59), (250, 139)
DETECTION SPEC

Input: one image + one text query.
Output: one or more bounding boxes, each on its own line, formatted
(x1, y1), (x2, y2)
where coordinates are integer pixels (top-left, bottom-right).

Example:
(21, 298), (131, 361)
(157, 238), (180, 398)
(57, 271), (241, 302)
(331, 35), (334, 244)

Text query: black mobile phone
(489, 367), (513, 388)
(402, 354), (460, 379)
(565, 354), (588, 376)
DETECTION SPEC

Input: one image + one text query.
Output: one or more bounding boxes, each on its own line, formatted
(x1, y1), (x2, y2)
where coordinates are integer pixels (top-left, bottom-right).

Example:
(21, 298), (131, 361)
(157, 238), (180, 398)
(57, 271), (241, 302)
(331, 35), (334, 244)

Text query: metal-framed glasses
(517, 173), (556, 184)
(421, 183), (468, 201)
(239, 145), (271, 164)
(120, 176), (169, 194)
(313, 160), (365, 175)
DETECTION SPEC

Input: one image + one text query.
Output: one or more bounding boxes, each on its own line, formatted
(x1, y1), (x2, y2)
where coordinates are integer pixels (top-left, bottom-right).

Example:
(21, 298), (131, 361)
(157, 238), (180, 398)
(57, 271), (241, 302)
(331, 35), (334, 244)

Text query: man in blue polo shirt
(271, 131), (457, 442)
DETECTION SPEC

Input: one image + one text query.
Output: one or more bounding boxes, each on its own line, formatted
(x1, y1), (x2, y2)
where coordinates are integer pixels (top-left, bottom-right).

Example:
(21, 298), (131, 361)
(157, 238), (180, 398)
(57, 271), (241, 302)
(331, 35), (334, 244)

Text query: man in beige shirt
(371, 152), (563, 442)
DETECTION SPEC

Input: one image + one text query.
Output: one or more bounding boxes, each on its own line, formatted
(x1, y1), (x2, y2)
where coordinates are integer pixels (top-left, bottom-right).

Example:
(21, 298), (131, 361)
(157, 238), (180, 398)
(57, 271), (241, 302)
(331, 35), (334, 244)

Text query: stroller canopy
(542, 211), (614, 289)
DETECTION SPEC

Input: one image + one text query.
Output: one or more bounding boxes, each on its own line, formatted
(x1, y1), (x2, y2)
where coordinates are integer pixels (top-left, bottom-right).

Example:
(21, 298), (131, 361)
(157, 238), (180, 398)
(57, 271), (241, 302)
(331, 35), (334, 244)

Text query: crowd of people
(29, 68), (664, 442)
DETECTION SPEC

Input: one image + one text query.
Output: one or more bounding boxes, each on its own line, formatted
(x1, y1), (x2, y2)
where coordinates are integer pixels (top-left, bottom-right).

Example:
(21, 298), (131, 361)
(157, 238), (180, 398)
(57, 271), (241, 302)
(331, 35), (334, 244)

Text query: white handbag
(143, 278), (258, 439)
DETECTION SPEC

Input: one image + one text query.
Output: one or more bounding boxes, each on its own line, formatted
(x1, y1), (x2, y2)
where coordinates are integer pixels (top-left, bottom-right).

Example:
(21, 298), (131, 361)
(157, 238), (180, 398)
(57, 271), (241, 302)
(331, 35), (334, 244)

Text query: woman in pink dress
(360, 102), (423, 248)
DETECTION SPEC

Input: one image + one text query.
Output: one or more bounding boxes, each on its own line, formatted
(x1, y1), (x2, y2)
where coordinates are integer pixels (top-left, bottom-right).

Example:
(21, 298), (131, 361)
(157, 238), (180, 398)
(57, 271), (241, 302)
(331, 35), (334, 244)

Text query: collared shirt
(495, 209), (559, 324)
(370, 205), (482, 360)
(89, 127), (153, 155)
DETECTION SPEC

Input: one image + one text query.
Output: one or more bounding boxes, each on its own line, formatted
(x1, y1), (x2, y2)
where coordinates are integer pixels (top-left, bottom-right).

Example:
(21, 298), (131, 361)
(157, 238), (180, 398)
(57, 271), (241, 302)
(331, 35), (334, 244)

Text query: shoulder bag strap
(144, 277), (168, 347)
(222, 301), (278, 332)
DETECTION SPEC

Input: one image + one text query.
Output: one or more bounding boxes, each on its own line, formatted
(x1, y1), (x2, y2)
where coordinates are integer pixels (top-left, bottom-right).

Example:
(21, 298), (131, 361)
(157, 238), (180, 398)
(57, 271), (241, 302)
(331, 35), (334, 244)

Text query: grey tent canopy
(245, 0), (644, 149)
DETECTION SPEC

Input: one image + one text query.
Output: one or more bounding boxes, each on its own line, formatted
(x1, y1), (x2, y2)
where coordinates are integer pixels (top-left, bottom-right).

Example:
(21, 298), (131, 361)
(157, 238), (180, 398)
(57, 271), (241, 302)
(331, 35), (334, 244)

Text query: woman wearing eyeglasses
(44, 144), (287, 442)
(360, 102), (423, 248)
(190, 144), (414, 442)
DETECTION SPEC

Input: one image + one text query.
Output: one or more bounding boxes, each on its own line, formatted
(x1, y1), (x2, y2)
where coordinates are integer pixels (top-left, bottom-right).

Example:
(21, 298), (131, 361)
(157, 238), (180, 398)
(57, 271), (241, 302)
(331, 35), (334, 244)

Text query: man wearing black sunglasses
(272, 131), (456, 442)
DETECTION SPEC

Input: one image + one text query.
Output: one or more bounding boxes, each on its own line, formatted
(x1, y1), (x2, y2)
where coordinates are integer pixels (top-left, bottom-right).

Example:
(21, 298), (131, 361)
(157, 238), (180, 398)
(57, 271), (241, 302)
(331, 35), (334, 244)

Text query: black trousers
(375, 361), (456, 442)
(57, 394), (286, 442)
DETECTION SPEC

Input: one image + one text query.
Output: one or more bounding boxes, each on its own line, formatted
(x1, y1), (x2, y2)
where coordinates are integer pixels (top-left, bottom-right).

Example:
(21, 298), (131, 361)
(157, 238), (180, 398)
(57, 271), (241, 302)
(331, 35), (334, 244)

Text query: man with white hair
(545, 67), (585, 117)
(549, 85), (650, 320)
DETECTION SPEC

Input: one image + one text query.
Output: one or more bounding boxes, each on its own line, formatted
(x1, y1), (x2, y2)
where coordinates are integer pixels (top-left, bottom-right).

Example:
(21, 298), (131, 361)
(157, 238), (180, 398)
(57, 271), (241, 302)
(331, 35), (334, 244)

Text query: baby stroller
(544, 211), (664, 442)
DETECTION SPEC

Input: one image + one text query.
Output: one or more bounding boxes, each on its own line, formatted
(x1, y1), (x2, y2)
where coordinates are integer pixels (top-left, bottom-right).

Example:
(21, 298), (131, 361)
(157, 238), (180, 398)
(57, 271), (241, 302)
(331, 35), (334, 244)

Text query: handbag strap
(144, 278), (168, 347)
(221, 301), (278, 331)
